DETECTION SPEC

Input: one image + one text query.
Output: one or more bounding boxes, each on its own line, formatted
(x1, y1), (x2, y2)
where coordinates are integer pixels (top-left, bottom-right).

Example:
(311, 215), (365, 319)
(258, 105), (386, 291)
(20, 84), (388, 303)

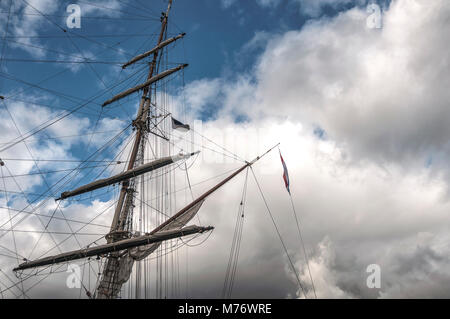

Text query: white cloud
(222, 0), (282, 9)
(0, 99), (87, 190)
(296, 237), (351, 298)
(221, 0), (237, 9)
(77, 0), (123, 18)
(220, 0), (450, 182)
(294, 0), (366, 17)
(256, 0), (282, 8)
(0, 0), (58, 57)
(220, 0), (363, 15)
(174, 0), (450, 298)
(0, 0), (124, 59)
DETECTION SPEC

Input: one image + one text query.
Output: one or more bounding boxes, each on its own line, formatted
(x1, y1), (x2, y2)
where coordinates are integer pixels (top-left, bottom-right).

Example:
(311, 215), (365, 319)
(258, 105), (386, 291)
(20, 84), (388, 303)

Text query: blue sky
(172, 0), (390, 80)
(0, 0), (390, 99)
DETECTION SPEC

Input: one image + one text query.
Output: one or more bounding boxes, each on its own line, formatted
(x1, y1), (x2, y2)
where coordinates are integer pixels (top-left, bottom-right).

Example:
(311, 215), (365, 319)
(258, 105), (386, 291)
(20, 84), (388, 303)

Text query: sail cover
(57, 152), (198, 200)
(129, 200), (204, 260)
(103, 200), (205, 295)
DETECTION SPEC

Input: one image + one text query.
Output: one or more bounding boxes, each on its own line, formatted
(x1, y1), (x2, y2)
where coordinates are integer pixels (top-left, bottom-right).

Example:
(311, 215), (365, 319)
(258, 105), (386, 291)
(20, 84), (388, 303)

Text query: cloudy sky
(0, 0), (449, 299)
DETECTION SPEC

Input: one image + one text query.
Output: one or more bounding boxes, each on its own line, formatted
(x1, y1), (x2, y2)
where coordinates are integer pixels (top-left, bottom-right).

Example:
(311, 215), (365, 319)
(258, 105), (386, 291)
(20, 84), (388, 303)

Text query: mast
(94, 0), (176, 299)
(108, 0), (174, 239)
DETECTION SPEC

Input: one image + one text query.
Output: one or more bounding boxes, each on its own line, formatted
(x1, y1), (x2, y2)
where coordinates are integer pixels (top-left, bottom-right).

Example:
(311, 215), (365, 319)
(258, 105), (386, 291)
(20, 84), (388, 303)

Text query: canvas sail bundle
(130, 200), (205, 260)
(57, 152), (198, 201)
(104, 200), (206, 295)
(13, 226), (212, 271)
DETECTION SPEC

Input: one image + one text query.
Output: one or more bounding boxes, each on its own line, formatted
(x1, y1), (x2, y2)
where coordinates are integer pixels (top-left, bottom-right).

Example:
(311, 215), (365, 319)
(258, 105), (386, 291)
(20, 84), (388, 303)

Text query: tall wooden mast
(95, 0), (175, 299)
(108, 0), (174, 239)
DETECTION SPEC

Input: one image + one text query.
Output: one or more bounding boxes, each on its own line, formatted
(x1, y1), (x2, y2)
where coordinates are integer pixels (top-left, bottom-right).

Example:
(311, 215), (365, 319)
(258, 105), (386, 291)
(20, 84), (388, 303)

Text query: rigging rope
(278, 146), (317, 298)
(222, 167), (249, 298)
(0, 125), (132, 239)
(0, 0), (12, 93)
(0, 65), (143, 152)
(250, 167), (308, 299)
(289, 192), (317, 299)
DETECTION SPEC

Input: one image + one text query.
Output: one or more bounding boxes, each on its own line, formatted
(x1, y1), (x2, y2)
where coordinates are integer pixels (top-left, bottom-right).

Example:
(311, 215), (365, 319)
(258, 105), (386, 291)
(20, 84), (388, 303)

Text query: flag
(280, 152), (290, 194)
(171, 117), (190, 132)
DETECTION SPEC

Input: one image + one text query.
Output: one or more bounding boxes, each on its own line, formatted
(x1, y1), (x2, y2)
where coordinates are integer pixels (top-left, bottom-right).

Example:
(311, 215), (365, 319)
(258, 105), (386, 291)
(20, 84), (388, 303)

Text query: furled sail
(130, 200), (205, 260)
(13, 225), (212, 271)
(99, 200), (206, 298)
(57, 152), (199, 201)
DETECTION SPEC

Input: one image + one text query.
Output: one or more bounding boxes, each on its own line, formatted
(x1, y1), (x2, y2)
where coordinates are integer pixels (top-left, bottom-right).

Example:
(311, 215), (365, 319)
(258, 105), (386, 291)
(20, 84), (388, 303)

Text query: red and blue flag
(279, 152), (290, 194)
